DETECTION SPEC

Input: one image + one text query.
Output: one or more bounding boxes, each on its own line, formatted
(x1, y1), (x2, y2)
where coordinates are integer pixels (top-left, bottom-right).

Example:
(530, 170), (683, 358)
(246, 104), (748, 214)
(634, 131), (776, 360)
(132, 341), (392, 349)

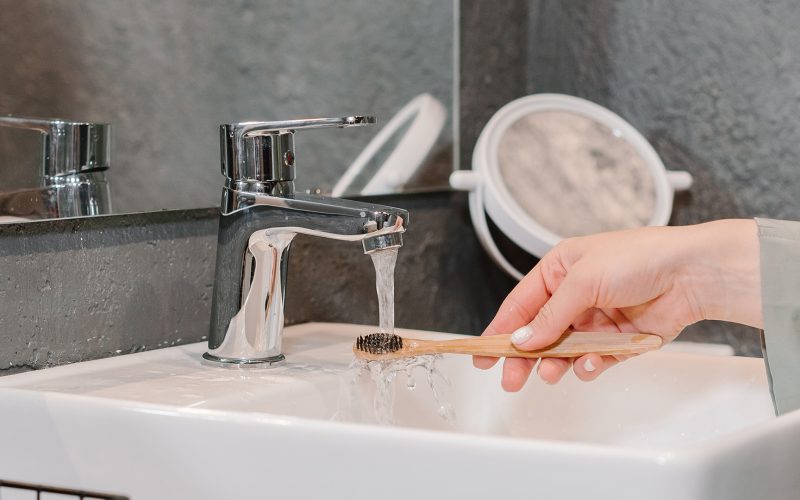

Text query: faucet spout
(204, 191), (408, 366)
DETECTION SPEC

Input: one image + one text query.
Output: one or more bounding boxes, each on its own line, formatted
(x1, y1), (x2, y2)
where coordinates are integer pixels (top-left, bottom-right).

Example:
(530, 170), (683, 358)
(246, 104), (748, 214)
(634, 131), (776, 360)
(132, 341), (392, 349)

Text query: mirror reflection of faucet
(0, 116), (112, 222)
(205, 116), (409, 366)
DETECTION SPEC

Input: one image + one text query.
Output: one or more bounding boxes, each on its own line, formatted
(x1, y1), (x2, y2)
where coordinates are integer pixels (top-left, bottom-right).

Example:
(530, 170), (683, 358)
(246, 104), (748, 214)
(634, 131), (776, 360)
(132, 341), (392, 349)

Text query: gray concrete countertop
(0, 192), (519, 375)
(0, 208), (219, 374)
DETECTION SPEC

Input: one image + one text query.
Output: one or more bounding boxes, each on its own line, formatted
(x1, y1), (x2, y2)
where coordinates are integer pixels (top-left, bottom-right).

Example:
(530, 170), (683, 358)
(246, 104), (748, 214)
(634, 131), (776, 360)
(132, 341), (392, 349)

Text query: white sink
(0, 322), (797, 500)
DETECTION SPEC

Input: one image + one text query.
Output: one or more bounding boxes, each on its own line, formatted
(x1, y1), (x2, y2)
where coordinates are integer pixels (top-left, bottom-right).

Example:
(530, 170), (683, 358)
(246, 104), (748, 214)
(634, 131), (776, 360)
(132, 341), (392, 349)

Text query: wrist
(679, 219), (763, 328)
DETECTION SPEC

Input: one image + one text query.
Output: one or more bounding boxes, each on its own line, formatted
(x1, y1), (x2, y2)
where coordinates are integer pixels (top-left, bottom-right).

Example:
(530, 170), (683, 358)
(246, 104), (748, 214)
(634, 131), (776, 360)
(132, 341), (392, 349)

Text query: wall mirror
(0, 0), (456, 220)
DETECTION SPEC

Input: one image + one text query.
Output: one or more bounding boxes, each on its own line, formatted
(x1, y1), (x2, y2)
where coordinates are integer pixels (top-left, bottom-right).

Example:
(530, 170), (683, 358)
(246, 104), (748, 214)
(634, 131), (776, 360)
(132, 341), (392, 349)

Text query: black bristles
(354, 333), (403, 355)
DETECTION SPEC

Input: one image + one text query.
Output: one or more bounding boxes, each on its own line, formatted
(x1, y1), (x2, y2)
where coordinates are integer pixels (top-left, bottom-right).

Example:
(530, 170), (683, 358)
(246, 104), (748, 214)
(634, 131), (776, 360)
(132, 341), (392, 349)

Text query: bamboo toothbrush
(353, 331), (662, 361)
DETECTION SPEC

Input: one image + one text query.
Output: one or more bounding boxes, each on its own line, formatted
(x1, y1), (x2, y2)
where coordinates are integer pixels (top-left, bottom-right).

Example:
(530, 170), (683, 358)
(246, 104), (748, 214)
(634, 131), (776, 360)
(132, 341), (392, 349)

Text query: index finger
(487, 262), (554, 335)
(473, 261), (553, 369)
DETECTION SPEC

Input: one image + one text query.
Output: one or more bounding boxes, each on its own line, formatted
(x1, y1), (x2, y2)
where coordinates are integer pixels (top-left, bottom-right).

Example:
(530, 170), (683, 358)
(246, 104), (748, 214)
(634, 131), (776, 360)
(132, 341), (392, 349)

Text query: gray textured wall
(0, 0), (454, 212)
(459, 0), (528, 171)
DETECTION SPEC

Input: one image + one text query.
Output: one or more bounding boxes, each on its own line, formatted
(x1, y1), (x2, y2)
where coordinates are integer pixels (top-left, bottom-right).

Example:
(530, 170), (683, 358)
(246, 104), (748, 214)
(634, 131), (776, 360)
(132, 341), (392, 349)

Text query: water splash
(352, 355), (456, 425)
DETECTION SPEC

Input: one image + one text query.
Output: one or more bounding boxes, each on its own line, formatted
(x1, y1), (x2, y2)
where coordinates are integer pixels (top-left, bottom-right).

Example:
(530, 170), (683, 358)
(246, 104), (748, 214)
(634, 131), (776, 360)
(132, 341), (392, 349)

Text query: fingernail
(537, 365), (553, 385)
(511, 325), (534, 345)
(584, 359), (596, 372)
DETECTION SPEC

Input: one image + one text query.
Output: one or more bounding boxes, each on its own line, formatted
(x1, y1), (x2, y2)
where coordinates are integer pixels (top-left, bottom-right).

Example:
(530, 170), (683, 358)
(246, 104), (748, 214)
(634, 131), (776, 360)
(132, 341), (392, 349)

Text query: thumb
(510, 272), (593, 350)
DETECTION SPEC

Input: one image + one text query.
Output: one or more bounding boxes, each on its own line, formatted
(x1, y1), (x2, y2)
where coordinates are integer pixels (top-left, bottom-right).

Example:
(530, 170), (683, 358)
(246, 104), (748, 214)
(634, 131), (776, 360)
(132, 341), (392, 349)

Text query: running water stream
(370, 247), (398, 334)
(345, 247), (456, 425)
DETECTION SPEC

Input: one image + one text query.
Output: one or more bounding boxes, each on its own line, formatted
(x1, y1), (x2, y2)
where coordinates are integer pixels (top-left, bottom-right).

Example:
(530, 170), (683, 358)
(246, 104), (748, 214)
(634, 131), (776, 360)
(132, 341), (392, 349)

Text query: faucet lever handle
(0, 116), (111, 177)
(220, 116), (376, 186)
(227, 116), (375, 137)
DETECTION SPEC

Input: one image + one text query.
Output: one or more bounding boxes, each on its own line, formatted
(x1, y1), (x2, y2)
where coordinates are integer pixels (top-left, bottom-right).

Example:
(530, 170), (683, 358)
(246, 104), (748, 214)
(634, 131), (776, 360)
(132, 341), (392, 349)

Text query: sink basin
(0, 322), (797, 499)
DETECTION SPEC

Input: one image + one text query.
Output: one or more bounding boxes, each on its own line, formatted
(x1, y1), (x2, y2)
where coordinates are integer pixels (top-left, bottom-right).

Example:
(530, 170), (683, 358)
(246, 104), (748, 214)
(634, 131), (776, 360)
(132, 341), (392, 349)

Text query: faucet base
(201, 352), (286, 367)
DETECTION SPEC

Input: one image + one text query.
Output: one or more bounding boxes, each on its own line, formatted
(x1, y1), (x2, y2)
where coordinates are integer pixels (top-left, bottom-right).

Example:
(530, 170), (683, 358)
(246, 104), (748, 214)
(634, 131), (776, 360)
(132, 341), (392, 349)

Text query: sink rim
(1, 377), (797, 466)
(0, 385), (682, 463)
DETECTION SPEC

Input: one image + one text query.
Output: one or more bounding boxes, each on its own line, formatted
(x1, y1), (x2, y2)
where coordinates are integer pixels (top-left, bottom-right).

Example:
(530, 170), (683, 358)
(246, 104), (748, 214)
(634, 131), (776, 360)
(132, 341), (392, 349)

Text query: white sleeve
(756, 217), (800, 415)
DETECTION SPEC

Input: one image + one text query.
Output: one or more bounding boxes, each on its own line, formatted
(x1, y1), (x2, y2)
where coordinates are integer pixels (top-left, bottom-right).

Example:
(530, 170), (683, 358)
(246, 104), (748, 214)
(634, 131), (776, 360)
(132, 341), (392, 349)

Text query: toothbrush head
(354, 333), (404, 359)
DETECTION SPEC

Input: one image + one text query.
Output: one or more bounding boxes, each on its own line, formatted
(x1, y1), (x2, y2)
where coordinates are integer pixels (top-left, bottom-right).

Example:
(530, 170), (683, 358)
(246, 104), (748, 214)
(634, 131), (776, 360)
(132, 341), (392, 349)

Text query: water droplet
(405, 366), (417, 390)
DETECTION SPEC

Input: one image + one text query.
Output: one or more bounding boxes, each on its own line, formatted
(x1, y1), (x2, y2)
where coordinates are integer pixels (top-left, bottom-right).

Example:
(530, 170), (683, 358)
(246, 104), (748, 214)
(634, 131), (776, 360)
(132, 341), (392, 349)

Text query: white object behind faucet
(451, 93), (692, 280)
(333, 93), (446, 196)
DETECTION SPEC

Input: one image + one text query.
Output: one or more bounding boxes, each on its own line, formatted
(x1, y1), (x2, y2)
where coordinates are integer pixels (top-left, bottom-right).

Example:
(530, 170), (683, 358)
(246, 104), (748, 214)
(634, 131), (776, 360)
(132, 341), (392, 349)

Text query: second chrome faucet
(204, 116), (409, 366)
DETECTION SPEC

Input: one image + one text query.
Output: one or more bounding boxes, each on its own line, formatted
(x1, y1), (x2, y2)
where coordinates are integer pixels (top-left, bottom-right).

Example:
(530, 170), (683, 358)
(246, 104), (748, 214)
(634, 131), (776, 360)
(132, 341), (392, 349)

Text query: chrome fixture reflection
(0, 116), (112, 221)
(206, 116), (408, 366)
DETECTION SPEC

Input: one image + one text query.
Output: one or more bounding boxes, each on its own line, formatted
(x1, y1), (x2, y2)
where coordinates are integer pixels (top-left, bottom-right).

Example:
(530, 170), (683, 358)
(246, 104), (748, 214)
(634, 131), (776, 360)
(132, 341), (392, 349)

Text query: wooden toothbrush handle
(411, 331), (662, 358)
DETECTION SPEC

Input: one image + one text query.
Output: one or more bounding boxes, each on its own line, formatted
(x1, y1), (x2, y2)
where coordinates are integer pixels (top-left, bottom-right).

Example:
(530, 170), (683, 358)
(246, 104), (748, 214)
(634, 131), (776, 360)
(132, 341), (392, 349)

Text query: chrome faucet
(204, 116), (409, 366)
(0, 116), (112, 220)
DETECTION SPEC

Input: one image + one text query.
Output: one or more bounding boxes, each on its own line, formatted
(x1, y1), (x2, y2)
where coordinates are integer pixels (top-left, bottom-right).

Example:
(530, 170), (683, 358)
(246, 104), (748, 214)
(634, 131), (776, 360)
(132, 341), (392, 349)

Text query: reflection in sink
(0, 322), (798, 500)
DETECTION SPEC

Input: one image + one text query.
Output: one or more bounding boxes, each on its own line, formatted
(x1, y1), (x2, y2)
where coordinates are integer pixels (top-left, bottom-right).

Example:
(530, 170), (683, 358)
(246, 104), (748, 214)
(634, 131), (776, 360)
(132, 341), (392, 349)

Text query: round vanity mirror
(451, 94), (693, 280)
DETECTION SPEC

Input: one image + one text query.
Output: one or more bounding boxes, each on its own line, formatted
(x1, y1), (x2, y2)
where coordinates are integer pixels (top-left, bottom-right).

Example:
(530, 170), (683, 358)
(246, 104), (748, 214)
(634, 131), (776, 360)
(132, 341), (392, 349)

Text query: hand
(475, 219), (762, 391)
